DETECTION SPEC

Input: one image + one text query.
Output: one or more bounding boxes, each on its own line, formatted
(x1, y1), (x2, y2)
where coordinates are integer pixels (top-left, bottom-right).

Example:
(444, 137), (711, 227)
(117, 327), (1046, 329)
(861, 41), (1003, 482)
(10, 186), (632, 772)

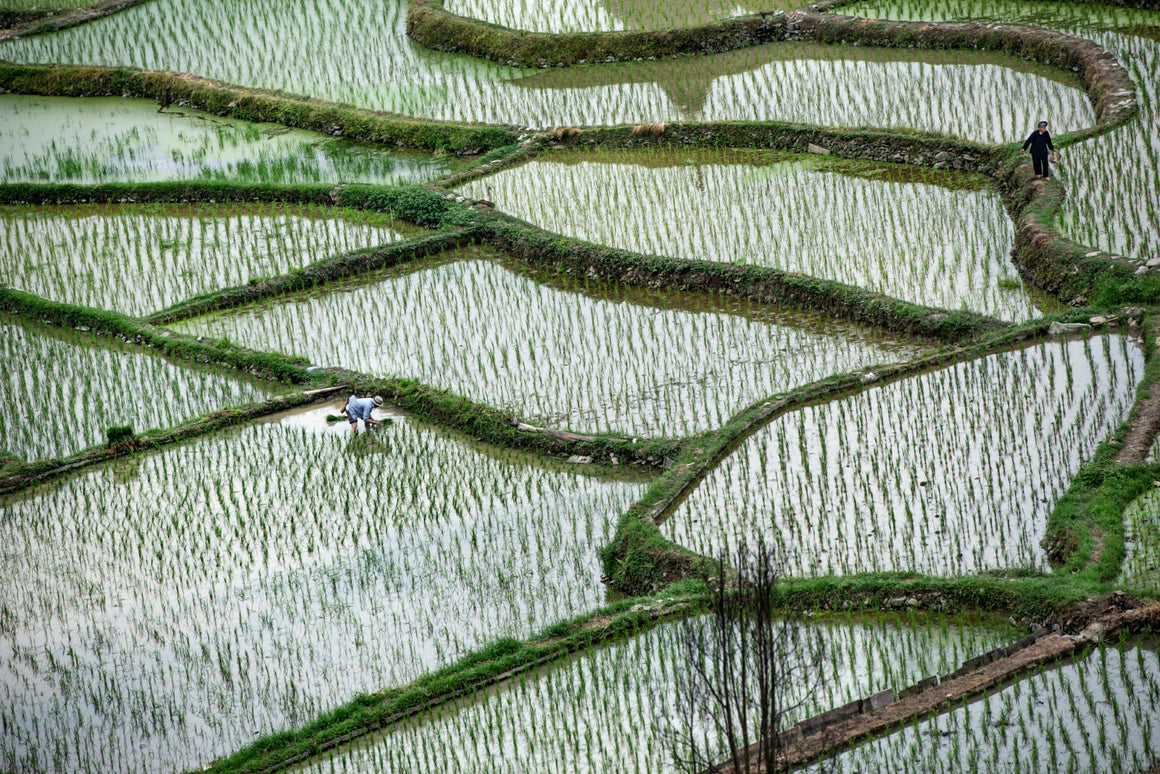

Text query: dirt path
(1116, 315), (1160, 464)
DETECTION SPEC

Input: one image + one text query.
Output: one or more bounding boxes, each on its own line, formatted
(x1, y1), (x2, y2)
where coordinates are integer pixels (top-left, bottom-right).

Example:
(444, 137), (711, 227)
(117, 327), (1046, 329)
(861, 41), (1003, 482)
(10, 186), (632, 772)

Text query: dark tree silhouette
(671, 537), (827, 774)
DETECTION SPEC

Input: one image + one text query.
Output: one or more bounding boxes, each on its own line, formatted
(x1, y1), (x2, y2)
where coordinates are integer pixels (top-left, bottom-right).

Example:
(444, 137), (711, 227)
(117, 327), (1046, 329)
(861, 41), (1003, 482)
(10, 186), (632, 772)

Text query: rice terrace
(2, 0), (1160, 770)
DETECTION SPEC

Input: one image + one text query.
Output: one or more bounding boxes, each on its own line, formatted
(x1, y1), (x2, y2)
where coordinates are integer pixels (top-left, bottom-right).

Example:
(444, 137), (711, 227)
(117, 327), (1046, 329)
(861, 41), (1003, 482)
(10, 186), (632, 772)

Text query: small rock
(807, 143), (831, 155)
(1086, 251), (1100, 257)
(1089, 315), (1109, 325)
(1135, 266), (1149, 276)
(566, 455), (592, 464)
(860, 372), (879, 384)
(609, 454), (619, 466)
(1048, 321), (1091, 336)
(1147, 257), (1160, 268)
(934, 151), (951, 162)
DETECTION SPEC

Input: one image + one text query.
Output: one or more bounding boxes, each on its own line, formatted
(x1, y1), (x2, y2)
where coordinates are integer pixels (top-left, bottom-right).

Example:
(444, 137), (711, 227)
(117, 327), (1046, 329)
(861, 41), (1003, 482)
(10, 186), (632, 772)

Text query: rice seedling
(170, 249), (927, 437)
(459, 149), (1040, 321)
(0, 0), (1093, 135)
(0, 405), (645, 774)
(850, 0), (1160, 262)
(0, 94), (446, 185)
(0, 314), (274, 462)
(298, 612), (1015, 774)
(1119, 490), (1160, 590)
(0, 202), (406, 316)
(816, 639), (1160, 772)
(663, 335), (1145, 577)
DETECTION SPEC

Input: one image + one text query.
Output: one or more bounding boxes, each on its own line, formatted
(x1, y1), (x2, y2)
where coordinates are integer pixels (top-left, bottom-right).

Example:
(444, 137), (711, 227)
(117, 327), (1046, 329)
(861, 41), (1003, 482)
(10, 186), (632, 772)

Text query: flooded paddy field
(0, 95), (447, 185)
(0, 315), (274, 463)
(442, 0), (771, 33)
(460, 149), (1040, 321)
(851, 0), (1160, 262)
(663, 335), (1145, 577)
(818, 639), (1160, 773)
(0, 202), (409, 317)
(301, 612), (1015, 774)
(0, 405), (645, 774)
(172, 248), (928, 437)
(0, 1), (1094, 138)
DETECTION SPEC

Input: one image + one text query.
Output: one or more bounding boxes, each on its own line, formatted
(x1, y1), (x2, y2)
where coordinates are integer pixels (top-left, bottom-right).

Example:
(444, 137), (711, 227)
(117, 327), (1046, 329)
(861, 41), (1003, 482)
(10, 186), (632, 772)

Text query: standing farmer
(341, 394), (385, 434)
(1021, 120), (1055, 179)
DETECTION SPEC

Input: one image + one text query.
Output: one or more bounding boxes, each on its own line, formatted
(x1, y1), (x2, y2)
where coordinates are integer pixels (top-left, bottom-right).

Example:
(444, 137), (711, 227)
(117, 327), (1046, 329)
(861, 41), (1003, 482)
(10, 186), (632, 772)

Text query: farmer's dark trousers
(1032, 154), (1050, 178)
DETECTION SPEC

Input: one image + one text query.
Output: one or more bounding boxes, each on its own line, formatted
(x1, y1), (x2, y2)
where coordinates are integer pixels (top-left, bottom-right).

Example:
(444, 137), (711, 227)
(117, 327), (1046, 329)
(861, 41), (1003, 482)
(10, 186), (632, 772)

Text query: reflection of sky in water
(0, 95), (444, 184)
(0, 0), (1093, 143)
(0, 406), (644, 773)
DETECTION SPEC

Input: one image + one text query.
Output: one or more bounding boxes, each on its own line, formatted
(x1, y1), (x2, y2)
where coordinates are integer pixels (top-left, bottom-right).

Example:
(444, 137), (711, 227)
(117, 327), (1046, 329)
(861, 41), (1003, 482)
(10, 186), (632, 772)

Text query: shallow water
(460, 149), (1039, 321)
(0, 0), (1094, 141)
(664, 335), (1145, 577)
(0, 404), (645, 774)
(0, 315), (275, 462)
(172, 249), (929, 437)
(299, 612), (1014, 774)
(0, 94), (446, 184)
(0, 202), (406, 317)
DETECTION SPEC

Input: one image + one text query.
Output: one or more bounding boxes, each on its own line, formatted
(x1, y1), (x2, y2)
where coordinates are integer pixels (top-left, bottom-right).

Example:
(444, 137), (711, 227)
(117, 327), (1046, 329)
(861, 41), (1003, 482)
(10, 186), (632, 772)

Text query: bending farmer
(1020, 120), (1055, 179)
(341, 394), (385, 434)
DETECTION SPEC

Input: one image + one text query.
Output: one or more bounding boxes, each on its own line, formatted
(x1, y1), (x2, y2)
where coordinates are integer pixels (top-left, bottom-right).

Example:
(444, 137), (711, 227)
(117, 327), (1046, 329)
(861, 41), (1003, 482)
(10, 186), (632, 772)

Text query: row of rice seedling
(0, 95), (446, 185)
(443, 0), (764, 33)
(0, 0), (1093, 134)
(0, 405), (645, 774)
(817, 638), (1160, 773)
(0, 315), (274, 462)
(460, 149), (1041, 321)
(300, 612), (1014, 774)
(851, 0), (1160, 262)
(664, 335), (1145, 578)
(0, 202), (406, 317)
(1121, 489), (1160, 591)
(172, 251), (926, 437)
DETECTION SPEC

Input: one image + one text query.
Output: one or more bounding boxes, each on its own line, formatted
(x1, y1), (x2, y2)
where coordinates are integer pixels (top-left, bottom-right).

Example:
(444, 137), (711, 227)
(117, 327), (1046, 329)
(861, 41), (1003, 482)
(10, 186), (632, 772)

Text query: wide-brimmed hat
(372, 395), (384, 406)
